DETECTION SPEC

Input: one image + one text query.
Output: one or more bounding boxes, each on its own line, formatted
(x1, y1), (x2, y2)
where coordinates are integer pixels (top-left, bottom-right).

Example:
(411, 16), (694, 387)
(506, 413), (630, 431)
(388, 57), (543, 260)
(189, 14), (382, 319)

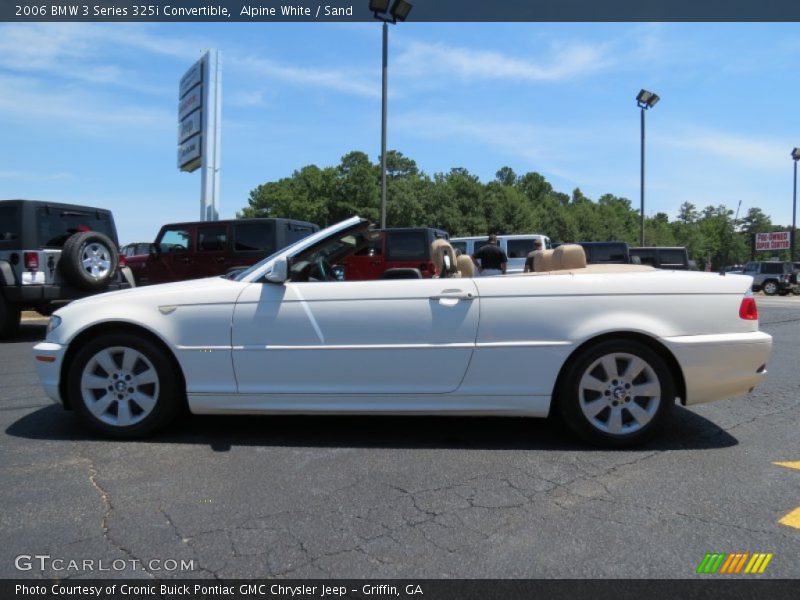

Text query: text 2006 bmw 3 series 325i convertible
(33, 216), (772, 447)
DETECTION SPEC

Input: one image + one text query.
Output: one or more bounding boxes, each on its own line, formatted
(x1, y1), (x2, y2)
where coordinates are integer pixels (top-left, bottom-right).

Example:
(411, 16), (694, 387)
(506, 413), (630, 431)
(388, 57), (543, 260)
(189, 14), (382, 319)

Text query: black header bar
(3, 0), (800, 22)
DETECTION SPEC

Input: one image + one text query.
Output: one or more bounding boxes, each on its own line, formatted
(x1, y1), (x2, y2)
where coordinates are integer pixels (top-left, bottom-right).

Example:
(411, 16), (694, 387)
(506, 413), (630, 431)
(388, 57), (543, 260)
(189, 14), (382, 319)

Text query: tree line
(239, 150), (796, 269)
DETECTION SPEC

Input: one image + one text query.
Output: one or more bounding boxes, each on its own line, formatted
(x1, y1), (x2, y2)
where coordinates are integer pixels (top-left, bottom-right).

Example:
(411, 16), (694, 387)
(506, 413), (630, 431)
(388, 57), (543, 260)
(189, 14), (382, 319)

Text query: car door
(231, 277), (479, 396)
(191, 223), (229, 278)
(143, 225), (193, 284)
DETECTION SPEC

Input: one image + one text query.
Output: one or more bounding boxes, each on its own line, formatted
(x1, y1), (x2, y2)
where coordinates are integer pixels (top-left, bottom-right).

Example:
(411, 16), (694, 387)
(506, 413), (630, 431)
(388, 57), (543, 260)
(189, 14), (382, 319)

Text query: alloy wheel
(79, 346), (160, 427)
(578, 352), (661, 435)
(81, 242), (113, 280)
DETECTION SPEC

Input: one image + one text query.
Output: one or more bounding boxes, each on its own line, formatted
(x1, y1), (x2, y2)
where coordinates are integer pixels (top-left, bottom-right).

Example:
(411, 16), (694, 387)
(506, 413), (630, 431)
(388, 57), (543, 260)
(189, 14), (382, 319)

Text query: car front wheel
(67, 332), (182, 438)
(558, 339), (675, 448)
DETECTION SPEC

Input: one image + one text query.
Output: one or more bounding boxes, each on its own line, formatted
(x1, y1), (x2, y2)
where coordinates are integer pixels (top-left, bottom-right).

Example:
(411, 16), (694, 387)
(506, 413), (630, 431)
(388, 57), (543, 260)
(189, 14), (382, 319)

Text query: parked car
(126, 218), (318, 285)
(741, 261), (796, 295)
(341, 227), (449, 280)
(630, 247), (690, 270)
(575, 241), (631, 264)
(450, 234), (551, 273)
(120, 242), (152, 258)
(0, 199), (133, 337)
(34, 216), (771, 447)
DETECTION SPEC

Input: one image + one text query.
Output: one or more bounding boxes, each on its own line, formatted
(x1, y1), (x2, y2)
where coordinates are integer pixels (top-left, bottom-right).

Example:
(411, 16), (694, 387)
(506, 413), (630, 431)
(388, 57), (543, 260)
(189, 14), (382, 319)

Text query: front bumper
(664, 331), (772, 406)
(32, 342), (67, 405)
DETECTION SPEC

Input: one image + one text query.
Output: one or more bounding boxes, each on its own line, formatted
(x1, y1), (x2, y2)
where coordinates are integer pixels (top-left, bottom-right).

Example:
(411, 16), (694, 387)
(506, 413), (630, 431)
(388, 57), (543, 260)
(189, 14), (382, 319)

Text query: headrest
(552, 244), (587, 270)
(533, 249), (555, 272)
(431, 239), (458, 278)
(456, 254), (474, 278)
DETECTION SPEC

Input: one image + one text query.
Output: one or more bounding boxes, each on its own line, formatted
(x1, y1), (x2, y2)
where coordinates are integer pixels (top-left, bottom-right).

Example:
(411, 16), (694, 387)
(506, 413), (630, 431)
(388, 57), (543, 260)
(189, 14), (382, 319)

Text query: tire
(67, 332), (182, 438)
(762, 279), (779, 296)
(60, 231), (119, 290)
(0, 293), (21, 339)
(558, 339), (675, 448)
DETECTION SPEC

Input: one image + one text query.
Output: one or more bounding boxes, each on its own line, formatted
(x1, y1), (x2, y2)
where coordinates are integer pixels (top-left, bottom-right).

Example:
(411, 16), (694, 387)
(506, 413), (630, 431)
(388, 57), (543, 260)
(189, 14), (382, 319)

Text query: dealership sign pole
(177, 50), (222, 221)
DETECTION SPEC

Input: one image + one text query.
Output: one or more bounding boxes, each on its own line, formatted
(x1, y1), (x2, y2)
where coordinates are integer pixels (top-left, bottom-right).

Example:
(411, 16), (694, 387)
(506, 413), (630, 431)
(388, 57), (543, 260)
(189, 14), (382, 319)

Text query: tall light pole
(792, 148), (800, 262)
(636, 89), (660, 246)
(370, 0), (412, 229)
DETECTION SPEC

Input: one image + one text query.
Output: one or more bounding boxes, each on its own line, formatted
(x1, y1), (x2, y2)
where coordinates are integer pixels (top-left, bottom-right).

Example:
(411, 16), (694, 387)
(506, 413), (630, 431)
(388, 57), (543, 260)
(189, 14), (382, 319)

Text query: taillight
(118, 255), (127, 267)
(24, 251), (39, 270)
(739, 293), (758, 320)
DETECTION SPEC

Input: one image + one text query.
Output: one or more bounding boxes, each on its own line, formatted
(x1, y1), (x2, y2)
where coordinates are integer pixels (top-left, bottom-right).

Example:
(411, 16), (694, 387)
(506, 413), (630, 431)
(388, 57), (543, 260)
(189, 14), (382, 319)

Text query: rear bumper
(3, 279), (131, 304)
(32, 342), (66, 405)
(664, 331), (772, 406)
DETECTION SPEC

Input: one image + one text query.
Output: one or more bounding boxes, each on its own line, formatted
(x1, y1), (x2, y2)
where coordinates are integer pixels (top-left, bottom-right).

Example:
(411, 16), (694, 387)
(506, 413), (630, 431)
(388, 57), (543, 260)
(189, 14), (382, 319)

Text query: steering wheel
(310, 257), (336, 281)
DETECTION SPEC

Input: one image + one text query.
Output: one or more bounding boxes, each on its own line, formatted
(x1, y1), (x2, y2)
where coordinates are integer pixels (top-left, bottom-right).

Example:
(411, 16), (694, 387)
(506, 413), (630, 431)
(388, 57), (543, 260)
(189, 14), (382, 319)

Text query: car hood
(56, 276), (248, 317)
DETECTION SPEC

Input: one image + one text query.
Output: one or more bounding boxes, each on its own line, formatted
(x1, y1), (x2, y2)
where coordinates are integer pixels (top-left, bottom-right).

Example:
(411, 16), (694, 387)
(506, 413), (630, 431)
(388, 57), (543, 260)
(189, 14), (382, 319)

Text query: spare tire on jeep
(60, 231), (119, 290)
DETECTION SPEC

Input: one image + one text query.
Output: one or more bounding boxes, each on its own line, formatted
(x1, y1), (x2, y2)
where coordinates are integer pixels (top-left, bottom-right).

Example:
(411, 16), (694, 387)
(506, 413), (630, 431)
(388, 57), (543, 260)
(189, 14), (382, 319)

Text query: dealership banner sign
(755, 232), (790, 251)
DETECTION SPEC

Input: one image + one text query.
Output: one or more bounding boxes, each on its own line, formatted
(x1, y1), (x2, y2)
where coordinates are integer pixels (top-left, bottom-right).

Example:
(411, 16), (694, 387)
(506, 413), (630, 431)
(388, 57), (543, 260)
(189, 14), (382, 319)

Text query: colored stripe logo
(696, 553), (773, 574)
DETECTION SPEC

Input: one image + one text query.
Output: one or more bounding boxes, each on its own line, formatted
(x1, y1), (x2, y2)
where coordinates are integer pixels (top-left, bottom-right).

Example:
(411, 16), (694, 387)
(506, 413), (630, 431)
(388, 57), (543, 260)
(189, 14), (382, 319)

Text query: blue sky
(0, 22), (799, 244)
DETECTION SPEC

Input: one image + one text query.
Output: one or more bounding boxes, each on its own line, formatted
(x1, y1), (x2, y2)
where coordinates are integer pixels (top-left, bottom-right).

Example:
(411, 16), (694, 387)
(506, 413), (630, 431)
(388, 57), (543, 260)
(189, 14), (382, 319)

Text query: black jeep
(0, 199), (133, 337)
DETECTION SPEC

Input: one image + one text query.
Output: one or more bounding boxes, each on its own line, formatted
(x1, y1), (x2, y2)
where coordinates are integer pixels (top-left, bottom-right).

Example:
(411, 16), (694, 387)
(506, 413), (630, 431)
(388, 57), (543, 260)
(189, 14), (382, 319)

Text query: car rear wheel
(558, 339), (675, 448)
(762, 279), (779, 296)
(67, 333), (182, 438)
(60, 231), (119, 290)
(0, 293), (21, 339)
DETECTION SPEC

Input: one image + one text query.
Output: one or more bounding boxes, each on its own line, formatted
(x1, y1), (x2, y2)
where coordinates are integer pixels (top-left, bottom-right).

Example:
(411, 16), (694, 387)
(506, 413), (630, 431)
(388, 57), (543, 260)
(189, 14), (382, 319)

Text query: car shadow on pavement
(7, 403), (738, 452)
(4, 322), (47, 343)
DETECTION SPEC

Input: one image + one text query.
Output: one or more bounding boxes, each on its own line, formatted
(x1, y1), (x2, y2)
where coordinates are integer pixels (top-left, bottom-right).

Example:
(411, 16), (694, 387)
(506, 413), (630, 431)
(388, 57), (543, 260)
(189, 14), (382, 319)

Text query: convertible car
(33, 216), (772, 447)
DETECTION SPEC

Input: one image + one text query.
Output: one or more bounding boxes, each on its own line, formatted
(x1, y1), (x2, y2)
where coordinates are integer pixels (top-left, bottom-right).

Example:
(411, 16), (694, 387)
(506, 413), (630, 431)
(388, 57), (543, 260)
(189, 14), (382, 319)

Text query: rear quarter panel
(459, 270), (756, 397)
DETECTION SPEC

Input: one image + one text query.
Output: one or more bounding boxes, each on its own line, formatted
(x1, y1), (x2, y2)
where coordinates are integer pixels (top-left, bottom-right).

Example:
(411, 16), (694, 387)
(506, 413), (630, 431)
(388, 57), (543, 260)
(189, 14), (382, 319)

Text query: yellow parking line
(774, 461), (800, 471)
(778, 507), (800, 530)
(774, 461), (800, 529)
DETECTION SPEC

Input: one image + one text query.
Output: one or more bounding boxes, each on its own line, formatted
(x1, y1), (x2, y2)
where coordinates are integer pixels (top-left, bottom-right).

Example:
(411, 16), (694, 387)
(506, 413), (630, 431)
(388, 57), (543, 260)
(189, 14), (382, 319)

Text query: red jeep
(127, 218), (318, 285)
(342, 227), (449, 280)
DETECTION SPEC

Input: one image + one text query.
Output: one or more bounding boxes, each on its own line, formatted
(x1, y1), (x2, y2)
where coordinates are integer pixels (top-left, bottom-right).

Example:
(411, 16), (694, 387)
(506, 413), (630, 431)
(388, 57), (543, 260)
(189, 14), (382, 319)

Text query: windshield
(234, 216), (366, 282)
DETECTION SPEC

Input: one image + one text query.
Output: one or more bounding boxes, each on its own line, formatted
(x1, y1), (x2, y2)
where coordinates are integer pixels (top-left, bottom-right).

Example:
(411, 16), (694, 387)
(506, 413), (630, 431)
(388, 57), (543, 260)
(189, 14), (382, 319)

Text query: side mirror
(264, 258), (288, 283)
(149, 244), (159, 258)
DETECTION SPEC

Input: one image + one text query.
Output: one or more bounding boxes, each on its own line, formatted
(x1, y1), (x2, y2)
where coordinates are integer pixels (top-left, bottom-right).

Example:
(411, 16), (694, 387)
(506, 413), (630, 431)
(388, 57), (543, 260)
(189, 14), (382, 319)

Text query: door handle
(179, 257), (191, 264)
(430, 290), (474, 302)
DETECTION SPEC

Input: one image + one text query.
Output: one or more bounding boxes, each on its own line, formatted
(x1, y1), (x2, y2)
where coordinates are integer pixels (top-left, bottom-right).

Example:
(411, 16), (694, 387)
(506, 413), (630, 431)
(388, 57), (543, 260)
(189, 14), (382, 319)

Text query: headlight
(46, 315), (62, 335)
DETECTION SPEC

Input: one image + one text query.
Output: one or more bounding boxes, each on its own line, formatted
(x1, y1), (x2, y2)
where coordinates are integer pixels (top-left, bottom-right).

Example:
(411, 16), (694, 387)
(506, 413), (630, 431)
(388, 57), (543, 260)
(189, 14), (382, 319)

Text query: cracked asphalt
(1, 301), (799, 579)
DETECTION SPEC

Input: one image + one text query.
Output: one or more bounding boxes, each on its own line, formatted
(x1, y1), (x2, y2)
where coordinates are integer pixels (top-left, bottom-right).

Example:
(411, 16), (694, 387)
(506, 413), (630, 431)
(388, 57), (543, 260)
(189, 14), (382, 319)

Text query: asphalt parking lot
(1, 299), (799, 579)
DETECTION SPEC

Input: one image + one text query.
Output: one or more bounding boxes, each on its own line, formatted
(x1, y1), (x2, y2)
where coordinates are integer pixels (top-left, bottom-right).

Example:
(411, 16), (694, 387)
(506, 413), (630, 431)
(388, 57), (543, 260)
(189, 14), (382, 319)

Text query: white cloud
(227, 89), (268, 108)
(654, 129), (787, 172)
(0, 170), (75, 181)
(394, 111), (576, 180)
(226, 55), (379, 98)
(0, 74), (173, 136)
(394, 40), (614, 82)
(0, 23), (202, 93)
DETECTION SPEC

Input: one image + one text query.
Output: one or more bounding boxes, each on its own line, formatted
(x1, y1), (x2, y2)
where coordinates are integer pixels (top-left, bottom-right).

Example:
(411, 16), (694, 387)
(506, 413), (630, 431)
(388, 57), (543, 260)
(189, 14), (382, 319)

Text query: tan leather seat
(456, 254), (475, 278)
(431, 239), (475, 278)
(431, 239), (459, 278)
(533, 249), (555, 272)
(552, 244), (587, 271)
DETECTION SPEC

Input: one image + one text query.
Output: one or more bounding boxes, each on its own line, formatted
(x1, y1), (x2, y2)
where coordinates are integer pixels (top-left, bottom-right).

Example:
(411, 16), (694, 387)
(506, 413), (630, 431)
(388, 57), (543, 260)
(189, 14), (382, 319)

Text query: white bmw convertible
(33, 217), (772, 446)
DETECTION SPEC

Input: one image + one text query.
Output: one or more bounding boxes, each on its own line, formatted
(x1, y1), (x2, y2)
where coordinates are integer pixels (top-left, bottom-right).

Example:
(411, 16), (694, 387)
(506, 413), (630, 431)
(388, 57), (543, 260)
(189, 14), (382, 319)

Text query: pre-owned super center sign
(755, 231), (790, 251)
